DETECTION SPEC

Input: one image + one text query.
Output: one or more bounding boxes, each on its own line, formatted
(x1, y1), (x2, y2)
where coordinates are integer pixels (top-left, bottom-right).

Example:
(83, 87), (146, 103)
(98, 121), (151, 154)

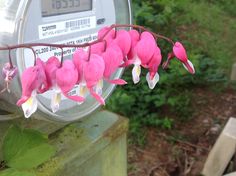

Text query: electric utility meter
(0, 0), (132, 122)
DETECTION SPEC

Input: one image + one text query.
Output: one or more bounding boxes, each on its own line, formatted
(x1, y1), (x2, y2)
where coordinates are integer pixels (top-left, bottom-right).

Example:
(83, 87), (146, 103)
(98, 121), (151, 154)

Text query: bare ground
(128, 87), (236, 176)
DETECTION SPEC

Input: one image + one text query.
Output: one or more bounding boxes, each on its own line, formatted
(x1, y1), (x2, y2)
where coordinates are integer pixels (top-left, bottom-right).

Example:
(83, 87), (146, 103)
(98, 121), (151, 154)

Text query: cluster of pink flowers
(1, 26), (195, 118)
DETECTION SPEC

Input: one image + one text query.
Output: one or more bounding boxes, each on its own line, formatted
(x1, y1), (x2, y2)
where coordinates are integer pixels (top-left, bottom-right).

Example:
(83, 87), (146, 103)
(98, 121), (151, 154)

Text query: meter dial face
(18, 0), (131, 122)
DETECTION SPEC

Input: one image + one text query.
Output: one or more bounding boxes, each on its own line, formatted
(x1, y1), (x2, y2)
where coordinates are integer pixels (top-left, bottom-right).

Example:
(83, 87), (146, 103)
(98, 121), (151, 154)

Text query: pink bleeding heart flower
(56, 59), (85, 107)
(131, 31), (156, 84)
(173, 42), (195, 74)
(45, 56), (60, 89)
(35, 58), (48, 94)
(90, 42), (105, 56)
(138, 32), (157, 66)
(126, 29), (140, 63)
(74, 49), (106, 105)
(1, 62), (18, 93)
(73, 48), (90, 103)
(120, 29), (140, 67)
(84, 54), (105, 105)
(97, 27), (116, 44)
(17, 58), (47, 118)
(44, 56), (62, 112)
(102, 43), (127, 85)
(162, 52), (175, 69)
(146, 46), (162, 89)
(110, 29), (131, 57)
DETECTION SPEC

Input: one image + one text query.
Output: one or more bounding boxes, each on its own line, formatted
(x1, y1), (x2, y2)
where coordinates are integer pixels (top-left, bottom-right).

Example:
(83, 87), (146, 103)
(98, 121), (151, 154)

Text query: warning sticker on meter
(24, 33), (98, 68)
(38, 16), (96, 39)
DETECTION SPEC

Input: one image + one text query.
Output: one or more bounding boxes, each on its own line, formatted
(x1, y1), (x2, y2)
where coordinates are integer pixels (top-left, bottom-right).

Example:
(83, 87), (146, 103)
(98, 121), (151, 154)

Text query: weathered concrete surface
(0, 111), (128, 175)
(202, 118), (236, 176)
(33, 110), (129, 176)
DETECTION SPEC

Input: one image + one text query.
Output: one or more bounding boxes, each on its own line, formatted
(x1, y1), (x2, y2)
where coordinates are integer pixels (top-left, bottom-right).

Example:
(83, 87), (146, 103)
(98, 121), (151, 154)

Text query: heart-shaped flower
(84, 54), (105, 105)
(97, 27), (116, 44)
(56, 59), (85, 105)
(17, 58), (47, 118)
(73, 49), (106, 104)
(1, 62), (18, 93)
(102, 43), (127, 85)
(173, 42), (195, 74)
(44, 56), (61, 112)
(146, 46), (162, 89)
(162, 52), (175, 69)
(73, 48), (90, 103)
(110, 30), (131, 57)
(127, 30), (140, 59)
(90, 42), (106, 56)
(131, 31), (156, 84)
(35, 58), (48, 94)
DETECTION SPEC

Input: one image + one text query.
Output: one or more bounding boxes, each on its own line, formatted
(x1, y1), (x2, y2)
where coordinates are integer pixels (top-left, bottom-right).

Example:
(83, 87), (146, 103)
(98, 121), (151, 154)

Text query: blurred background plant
(106, 0), (236, 145)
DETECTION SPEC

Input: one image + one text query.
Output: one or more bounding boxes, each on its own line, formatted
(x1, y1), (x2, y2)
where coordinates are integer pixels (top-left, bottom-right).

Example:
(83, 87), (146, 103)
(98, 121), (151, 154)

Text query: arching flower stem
(0, 24), (174, 54)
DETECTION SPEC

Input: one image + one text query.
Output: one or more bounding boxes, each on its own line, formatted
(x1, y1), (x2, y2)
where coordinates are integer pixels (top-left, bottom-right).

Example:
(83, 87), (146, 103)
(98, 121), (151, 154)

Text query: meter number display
(41, 0), (92, 17)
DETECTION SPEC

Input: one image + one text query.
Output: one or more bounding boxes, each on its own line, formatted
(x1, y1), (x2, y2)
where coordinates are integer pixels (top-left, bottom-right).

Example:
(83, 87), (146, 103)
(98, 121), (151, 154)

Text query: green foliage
(107, 0), (236, 144)
(0, 125), (56, 175)
(133, 0), (236, 71)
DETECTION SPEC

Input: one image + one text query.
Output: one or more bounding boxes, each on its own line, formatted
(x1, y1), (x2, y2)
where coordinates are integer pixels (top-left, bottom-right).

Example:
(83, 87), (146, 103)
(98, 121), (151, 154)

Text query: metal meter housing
(0, 0), (132, 122)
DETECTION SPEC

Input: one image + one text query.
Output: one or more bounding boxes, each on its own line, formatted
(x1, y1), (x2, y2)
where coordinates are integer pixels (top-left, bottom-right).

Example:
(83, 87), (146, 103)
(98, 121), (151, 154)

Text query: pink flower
(102, 43), (127, 85)
(90, 42), (105, 55)
(146, 46), (162, 89)
(130, 31), (156, 84)
(84, 54), (105, 105)
(73, 49), (90, 102)
(97, 27), (116, 44)
(162, 52), (174, 69)
(44, 56), (61, 112)
(127, 30), (140, 61)
(1, 62), (18, 93)
(73, 49), (106, 105)
(120, 29), (140, 67)
(45, 56), (61, 88)
(173, 42), (195, 74)
(17, 58), (47, 118)
(35, 58), (48, 93)
(73, 49), (105, 104)
(56, 59), (85, 106)
(110, 30), (131, 57)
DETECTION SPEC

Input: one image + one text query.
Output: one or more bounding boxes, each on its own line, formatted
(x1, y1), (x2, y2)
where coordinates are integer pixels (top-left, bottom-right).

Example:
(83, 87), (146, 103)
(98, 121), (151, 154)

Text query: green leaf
(0, 169), (35, 176)
(2, 125), (56, 170)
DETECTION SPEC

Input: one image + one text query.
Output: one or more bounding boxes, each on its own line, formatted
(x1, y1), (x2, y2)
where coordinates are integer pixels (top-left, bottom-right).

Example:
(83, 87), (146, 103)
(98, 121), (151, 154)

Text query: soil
(128, 87), (236, 176)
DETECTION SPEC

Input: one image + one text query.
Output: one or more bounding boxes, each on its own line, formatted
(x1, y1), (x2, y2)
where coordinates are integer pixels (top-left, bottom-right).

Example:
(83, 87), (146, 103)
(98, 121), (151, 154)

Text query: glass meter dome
(0, 0), (132, 122)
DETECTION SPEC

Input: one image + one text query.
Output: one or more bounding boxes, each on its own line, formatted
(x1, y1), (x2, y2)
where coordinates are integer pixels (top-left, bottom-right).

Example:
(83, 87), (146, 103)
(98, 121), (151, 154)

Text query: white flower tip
(77, 85), (88, 105)
(22, 96), (38, 118)
(183, 60), (195, 74)
(24, 110), (31, 118)
(78, 85), (88, 98)
(51, 104), (59, 113)
(95, 80), (103, 96)
(51, 92), (61, 113)
(146, 72), (159, 89)
(132, 65), (141, 84)
(77, 101), (84, 105)
(133, 77), (140, 84)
